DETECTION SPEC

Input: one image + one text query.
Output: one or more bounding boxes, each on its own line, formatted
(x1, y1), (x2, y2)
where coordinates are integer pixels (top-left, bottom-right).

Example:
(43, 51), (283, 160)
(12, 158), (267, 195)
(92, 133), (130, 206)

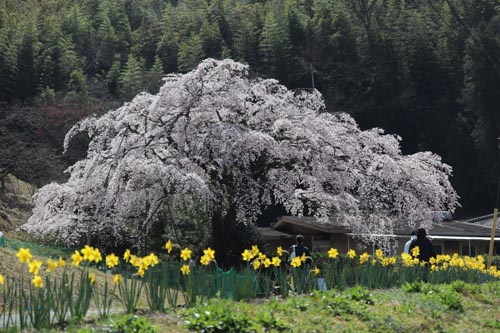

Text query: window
(461, 246), (475, 257)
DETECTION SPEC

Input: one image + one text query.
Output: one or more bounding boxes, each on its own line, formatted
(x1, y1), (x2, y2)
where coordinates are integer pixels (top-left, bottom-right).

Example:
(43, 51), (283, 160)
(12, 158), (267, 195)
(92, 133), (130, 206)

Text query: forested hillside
(1, 0), (499, 218)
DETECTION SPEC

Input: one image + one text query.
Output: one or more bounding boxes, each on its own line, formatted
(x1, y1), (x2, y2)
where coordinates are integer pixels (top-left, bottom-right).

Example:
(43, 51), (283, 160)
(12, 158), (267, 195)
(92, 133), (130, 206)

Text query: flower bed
(0, 241), (499, 331)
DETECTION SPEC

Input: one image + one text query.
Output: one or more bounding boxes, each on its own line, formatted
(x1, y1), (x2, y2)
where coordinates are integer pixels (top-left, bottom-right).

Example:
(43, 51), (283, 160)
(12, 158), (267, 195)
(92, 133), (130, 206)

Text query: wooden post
(487, 208), (498, 269)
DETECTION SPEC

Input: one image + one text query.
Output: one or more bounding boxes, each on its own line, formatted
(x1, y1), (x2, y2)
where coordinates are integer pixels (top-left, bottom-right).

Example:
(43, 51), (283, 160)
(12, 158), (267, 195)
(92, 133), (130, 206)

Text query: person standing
(404, 230), (417, 254)
(289, 235), (311, 263)
(409, 228), (437, 263)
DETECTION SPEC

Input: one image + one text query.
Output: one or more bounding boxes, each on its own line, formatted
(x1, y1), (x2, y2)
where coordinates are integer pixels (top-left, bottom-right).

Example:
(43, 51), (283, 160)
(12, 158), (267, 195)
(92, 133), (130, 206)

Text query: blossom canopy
(23, 59), (458, 249)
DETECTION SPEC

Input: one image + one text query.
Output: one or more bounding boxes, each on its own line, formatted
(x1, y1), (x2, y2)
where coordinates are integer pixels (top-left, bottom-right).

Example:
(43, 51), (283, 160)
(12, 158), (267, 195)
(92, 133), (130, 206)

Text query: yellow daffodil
(328, 248), (339, 259)
(252, 259), (261, 270)
(139, 258), (150, 271)
(300, 253), (307, 262)
(16, 248), (32, 264)
(81, 245), (94, 261)
(106, 253), (119, 268)
(271, 256), (281, 267)
(277, 246), (283, 256)
(263, 258), (272, 268)
(203, 247), (215, 260)
(89, 273), (95, 285)
(32, 275), (43, 288)
(71, 250), (83, 267)
(314, 267), (320, 275)
(381, 258), (391, 267)
(137, 268), (145, 278)
(258, 252), (267, 261)
(375, 249), (384, 261)
(28, 260), (42, 275)
(0, 274), (4, 285)
(147, 253), (159, 267)
(180, 248), (192, 261)
(165, 240), (173, 254)
(251, 245), (259, 256)
(114, 274), (121, 285)
(347, 249), (356, 259)
(46, 259), (58, 272)
(411, 246), (420, 258)
(93, 248), (102, 263)
(123, 249), (131, 262)
(359, 252), (369, 265)
(129, 255), (139, 267)
(180, 264), (190, 275)
(58, 257), (66, 267)
(200, 255), (211, 266)
(242, 249), (253, 261)
(291, 256), (302, 268)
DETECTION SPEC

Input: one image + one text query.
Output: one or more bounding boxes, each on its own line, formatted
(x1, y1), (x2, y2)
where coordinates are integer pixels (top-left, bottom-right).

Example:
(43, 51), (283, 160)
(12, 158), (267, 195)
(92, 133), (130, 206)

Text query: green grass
(61, 281), (500, 332)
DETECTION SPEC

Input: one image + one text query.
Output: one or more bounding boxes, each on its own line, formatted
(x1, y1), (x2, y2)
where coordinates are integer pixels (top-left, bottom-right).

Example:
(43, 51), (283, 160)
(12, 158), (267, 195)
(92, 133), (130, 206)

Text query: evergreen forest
(1, 0), (500, 219)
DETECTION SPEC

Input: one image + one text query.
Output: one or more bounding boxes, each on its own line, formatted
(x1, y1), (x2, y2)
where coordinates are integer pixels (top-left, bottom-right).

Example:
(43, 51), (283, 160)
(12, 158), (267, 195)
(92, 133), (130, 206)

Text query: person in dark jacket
(409, 228), (437, 263)
(289, 235), (311, 262)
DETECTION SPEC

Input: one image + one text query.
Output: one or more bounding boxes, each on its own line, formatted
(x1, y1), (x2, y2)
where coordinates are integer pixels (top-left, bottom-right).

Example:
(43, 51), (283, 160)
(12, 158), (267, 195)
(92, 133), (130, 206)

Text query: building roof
(271, 216), (352, 235)
(257, 215), (500, 242)
(463, 214), (500, 229)
(256, 227), (294, 241)
(395, 220), (498, 238)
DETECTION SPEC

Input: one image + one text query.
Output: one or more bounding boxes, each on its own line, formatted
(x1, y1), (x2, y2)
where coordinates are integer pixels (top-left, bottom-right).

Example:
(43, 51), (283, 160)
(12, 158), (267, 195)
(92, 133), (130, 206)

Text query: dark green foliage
(119, 54), (144, 99)
(107, 315), (157, 333)
(184, 299), (259, 333)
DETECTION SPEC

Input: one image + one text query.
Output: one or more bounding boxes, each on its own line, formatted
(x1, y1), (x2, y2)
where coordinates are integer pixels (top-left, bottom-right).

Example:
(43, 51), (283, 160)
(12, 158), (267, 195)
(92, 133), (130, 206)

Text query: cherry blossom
(23, 59), (458, 250)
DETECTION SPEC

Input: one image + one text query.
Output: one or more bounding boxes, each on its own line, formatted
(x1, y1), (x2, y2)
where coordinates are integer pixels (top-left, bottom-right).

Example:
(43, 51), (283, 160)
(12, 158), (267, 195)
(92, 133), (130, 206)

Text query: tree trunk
(211, 206), (240, 268)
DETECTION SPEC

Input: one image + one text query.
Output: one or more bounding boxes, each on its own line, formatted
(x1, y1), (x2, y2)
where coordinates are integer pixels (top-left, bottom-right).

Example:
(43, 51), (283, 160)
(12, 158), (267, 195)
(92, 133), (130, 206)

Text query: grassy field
(71, 280), (500, 332)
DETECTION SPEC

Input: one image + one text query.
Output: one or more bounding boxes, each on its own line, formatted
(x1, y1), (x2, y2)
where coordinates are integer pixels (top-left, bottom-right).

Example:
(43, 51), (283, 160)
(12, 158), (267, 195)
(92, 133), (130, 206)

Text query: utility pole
(487, 209), (498, 269)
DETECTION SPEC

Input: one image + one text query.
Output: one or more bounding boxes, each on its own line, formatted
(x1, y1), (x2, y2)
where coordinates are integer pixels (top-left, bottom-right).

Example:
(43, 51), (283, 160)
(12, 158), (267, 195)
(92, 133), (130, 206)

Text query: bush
(106, 315), (157, 333)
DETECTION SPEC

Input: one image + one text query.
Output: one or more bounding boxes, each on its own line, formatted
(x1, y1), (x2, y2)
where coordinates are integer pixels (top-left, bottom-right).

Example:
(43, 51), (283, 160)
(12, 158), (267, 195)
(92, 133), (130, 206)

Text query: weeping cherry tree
(23, 59), (458, 259)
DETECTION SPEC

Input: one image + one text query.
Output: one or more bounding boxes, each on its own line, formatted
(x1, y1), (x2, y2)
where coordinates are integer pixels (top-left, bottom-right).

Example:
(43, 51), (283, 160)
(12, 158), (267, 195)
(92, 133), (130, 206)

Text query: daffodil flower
(106, 253), (119, 268)
(16, 248), (32, 264)
(28, 260), (42, 275)
(203, 247), (215, 260)
(200, 255), (211, 266)
(271, 256), (281, 267)
(180, 264), (190, 275)
(165, 240), (173, 254)
(46, 258), (58, 272)
(32, 275), (43, 288)
(291, 256), (302, 268)
(180, 248), (192, 261)
(328, 248), (339, 259)
(123, 249), (131, 262)
(72, 250), (83, 267)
